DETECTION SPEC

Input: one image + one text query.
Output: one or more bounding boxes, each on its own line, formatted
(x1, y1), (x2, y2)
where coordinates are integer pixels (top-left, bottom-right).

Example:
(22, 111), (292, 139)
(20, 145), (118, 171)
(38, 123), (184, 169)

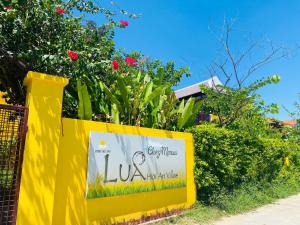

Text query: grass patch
(87, 178), (186, 199)
(152, 204), (224, 225)
(153, 177), (300, 225)
(212, 177), (300, 214)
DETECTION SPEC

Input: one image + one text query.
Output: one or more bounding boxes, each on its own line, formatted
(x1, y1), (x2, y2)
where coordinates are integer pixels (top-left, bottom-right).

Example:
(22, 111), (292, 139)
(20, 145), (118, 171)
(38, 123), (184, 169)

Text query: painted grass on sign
(87, 178), (186, 199)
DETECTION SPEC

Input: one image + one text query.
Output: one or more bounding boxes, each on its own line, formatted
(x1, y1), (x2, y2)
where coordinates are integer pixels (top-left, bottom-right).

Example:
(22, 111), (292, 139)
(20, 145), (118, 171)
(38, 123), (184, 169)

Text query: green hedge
(189, 125), (300, 203)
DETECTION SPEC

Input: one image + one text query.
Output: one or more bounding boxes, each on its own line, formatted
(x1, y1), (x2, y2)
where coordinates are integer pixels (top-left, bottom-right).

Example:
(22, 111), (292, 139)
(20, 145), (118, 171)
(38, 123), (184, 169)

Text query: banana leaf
(77, 80), (93, 120)
(178, 97), (195, 129)
(99, 81), (122, 112)
(111, 103), (120, 124)
(116, 76), (131, 113)
(142, 83), (170, 108)
(178, 99), (185, 114)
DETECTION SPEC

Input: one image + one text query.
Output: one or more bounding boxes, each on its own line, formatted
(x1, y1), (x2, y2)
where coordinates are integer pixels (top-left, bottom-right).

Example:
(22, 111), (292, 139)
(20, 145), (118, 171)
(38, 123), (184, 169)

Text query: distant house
(174, 76), (222, 100)
(282, 120), (298, 128)
(174, 76), (222, 123)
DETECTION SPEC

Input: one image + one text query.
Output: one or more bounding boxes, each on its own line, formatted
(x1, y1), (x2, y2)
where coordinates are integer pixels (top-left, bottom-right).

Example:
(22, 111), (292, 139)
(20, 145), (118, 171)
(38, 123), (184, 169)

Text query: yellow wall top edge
(23, 71), (69, 87)
(62, 117), (193, 139)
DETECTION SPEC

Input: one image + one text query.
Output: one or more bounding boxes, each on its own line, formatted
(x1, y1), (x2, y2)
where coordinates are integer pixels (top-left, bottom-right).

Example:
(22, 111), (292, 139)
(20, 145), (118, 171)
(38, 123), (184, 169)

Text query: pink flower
(67, 50), (79, 61)
(4, 6), (13, 10)
(125, 57), (137, 67)
(55, 7), (65, 14)
(112, 60), (119, 70)
(119, 20), (129, 27)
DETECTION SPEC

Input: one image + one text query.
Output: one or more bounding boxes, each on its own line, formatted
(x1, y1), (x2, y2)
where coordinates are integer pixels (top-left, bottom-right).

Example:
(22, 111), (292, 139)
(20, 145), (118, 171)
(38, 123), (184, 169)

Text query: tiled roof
(282, 120), (298, 127)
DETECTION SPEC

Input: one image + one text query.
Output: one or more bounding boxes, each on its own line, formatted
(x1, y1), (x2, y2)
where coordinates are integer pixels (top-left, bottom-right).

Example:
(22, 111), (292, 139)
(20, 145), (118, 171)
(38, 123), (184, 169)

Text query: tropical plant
(77, 80), (92, 120)
(74, 67), (200, 130)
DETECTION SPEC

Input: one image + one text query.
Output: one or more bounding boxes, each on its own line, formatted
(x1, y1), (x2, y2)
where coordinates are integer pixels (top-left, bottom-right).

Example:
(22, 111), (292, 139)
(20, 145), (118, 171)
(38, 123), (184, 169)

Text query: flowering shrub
(125, 56), (137, 67)
(0, 0), (193, 130)
(119, 20), (129, 27)
(0, 0), (121, 104)
(55, 7), (65, 14)
(3, 5), (12, 10)
(67, 50), (79, 61)
(111, 60), (120, 70)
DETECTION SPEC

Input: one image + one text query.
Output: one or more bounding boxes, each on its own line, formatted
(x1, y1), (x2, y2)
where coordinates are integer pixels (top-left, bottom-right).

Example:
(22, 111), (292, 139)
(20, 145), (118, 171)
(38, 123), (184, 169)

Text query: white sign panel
(86, 131), (186, 199)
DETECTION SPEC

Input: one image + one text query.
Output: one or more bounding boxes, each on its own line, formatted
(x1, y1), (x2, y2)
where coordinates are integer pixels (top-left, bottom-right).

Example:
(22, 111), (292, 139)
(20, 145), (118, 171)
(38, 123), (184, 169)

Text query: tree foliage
(200, 75), (281, 135)
(200, 19), (287, 134)
(284, 94), (300, 142)
(0, 0), (195, 130)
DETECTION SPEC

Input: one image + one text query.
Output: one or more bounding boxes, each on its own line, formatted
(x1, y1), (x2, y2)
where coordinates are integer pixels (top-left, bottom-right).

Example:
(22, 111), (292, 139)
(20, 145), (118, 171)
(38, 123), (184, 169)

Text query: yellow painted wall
(53, 119), (195, 225)
(17, 72), (69, 225)
(16, 72), (196, 225)
(0, 91), (8, 104)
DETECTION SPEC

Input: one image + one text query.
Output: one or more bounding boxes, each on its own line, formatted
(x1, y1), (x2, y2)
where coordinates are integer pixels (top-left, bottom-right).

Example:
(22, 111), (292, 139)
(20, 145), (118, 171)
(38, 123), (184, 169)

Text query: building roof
(174, 76), (222, 99)
(282, 120), (298, 127)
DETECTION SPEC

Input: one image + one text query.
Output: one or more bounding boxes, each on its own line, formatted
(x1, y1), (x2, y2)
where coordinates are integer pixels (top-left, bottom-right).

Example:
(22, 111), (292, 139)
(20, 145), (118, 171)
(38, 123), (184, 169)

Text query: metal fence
(0, 105), (28, 225)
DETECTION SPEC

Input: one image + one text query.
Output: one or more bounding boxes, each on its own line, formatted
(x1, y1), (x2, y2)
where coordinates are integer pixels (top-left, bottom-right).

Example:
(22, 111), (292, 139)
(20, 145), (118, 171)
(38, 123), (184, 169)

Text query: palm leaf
(116, 76), (131, 113)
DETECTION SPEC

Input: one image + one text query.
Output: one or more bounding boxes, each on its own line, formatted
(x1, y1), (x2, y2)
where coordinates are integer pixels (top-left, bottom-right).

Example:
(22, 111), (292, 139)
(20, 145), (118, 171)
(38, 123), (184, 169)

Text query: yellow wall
(17, 72), (69, 225)
(0, 91), (8, 104)
(53, 119), (195, 225)
(16, 72), (196, 225)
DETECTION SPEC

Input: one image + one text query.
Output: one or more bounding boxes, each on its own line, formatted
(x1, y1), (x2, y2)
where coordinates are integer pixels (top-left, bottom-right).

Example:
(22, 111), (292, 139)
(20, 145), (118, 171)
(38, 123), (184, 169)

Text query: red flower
(67, 50), (79, 61)
(55, 7), (65, 14)
(111, 60), (119, 70)
(4, 6), (13, 10)
(119, 20), (129, 27)
(125, 57), (137, 67)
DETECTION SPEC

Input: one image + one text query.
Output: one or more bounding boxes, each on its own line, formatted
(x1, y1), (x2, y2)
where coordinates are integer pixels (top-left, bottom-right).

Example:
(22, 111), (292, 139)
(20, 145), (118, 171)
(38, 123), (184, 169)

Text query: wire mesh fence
(0, 105), (28, 225)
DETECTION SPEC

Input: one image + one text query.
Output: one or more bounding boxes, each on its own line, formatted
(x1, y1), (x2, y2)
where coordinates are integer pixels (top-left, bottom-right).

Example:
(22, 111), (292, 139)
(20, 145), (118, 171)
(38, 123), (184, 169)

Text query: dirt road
(212, 194), (300, 225)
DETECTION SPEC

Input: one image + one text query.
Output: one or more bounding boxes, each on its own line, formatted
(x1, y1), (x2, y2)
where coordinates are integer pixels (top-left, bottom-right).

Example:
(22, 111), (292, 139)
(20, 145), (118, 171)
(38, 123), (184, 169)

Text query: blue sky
(100, 0), (299, 119)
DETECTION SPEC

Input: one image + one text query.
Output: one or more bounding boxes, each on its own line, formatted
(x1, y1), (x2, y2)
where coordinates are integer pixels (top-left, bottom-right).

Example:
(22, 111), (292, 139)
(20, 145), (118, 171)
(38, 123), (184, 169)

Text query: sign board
(86, 131), (186, 199)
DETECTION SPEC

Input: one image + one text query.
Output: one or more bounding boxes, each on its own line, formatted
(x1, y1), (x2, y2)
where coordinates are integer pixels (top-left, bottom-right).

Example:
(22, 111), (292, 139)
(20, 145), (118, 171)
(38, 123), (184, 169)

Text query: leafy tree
(200, 19), (287, 134)
(1, 0), (194, 130)
(200, 76), (280, 134)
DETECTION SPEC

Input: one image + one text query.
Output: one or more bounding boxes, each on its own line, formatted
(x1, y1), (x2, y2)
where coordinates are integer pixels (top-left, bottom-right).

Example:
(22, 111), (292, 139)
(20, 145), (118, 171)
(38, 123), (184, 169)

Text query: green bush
(189, 125), (300, 203)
